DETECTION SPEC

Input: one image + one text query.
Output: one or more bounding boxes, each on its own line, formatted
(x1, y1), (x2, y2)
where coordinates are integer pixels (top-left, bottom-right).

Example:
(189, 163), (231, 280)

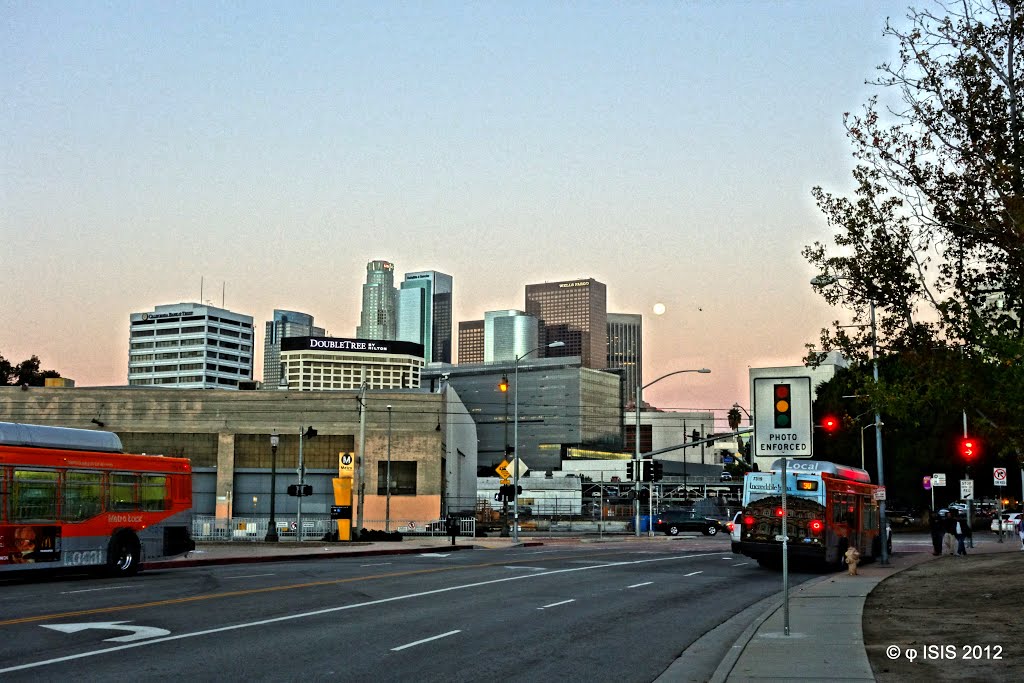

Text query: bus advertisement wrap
(0, 525), (61, 564)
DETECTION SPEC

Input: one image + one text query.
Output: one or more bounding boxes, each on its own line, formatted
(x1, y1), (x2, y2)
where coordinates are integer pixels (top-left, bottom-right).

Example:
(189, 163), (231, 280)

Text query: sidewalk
(708, 535), (1021, 683)
(146, 534), (562, 569)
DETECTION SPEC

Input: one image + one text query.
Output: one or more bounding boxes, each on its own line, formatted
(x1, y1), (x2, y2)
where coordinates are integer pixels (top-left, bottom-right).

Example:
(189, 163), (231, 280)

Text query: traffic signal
(773, 384), (792, 428)
(498, 375), (508, 392)
(821, 415), (839, 433)
(652, 462), (664, 481)
(641, 460), (653, 482)
(516, 485), (523, 495)
(638, 489), (650, 503)
(626, 461), (635, 481)
(960, 436), (978, 460)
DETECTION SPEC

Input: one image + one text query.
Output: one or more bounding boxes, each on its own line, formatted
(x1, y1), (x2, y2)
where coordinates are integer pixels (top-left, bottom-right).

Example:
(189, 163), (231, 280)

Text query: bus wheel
(108, 533), (141, 576)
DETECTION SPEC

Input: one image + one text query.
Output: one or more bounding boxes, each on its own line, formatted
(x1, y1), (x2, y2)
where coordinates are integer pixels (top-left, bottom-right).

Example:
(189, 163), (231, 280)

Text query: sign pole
(781, 456), (790, 637)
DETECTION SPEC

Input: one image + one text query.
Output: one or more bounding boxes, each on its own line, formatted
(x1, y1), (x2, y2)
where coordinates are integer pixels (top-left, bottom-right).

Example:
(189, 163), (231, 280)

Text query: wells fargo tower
(524, 278), (607, 369)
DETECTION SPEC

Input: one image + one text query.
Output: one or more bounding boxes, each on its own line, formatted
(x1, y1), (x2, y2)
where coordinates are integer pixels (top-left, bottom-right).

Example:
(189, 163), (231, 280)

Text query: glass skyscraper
(524, 277), (608, 369)
(607, 312), (642, 406)
(397, 270), (453, 363)
(356, 260), (397, 340)
(483, 310), (539, 362)
(263, 309), (325, 387)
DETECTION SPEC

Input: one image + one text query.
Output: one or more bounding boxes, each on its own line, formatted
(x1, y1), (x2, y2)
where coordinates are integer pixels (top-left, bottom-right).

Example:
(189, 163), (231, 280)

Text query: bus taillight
(774, 507), (784, 517)
(809, 519), (824, 534)
(743, 515), (755, 527)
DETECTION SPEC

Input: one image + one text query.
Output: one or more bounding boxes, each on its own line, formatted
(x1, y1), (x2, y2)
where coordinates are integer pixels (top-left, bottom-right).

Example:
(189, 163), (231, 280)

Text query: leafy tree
(0, 353), (62, 386)
(804, 0), (1024, 464)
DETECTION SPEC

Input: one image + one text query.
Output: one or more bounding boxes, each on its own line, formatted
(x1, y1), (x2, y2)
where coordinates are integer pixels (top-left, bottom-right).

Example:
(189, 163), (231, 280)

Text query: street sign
(508, 457), (529, 477)
(932, 473), (946, 486)
(994, 467), (1007, 487)
(922, 476), (932, 490)
(960, 479), (974, 500)
(338, 452), (354, 475)
(287, 484), (313, 497)
(495, 459), (511, 480)
(874, 487), (886, 501)
(752, 377), (813, 458)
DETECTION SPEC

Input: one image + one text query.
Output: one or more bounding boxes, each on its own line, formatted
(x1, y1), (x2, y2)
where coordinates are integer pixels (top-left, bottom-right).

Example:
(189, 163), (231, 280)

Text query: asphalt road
(0, 537), (818, 682)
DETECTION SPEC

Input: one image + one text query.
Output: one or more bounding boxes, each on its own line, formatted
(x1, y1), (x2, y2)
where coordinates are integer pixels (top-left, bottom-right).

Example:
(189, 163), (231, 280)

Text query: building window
(377, 461), (417, 496)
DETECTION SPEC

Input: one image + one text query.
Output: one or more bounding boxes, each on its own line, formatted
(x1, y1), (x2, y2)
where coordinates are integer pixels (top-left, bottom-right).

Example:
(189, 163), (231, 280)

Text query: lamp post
(265, 430), (279, 542)
(513, 340), (565, 542)
(635, 368), (712, 537)
(860, 421), (882, 471)
(385, 404), (392, 533)
(811, 274), (889, 564)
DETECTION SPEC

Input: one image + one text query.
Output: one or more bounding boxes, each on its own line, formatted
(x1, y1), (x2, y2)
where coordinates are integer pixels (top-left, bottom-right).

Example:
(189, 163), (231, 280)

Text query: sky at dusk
(2, 1), (912, 426)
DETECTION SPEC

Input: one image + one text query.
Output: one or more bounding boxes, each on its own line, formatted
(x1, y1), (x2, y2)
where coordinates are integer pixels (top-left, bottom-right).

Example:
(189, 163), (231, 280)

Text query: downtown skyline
(2, 1), (912, 420)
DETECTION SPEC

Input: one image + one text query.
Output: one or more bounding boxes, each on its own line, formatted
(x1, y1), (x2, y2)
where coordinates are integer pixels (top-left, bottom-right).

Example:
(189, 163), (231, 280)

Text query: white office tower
(128, 303), (254, 389)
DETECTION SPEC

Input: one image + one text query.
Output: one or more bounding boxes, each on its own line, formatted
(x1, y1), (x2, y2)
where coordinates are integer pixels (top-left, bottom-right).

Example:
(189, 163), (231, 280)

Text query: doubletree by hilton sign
(281, 336), (424, 358)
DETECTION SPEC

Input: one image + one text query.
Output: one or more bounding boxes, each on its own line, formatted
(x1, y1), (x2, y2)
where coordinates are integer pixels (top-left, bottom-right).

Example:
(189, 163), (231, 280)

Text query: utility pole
(356, 382), (367, 536)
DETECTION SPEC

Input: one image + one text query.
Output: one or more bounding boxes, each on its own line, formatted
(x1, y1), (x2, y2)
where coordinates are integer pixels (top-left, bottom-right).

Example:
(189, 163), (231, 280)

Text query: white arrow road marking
(391, 630), (460, 651)
(42, 621), (170, 643)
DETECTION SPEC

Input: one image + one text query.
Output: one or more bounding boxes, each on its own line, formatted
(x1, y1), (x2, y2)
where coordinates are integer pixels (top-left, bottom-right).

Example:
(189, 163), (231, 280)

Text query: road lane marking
(538, 599), (575, 610)
(221, 574), (275, 580)
(503, 566), (546, 571)
(391, 630), (460, 651)
(60, 586), (132, 595)
(732, 563), (749, 567)
(2, 552), (722, 674)
(684, 571), (703, 577)
(359, 562), (393, 567)
(627, 582), (653, 589)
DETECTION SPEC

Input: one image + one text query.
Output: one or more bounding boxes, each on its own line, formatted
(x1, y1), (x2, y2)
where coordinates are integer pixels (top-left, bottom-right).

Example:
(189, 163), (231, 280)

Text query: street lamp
(264, 430), (280, 542)
(635, 368), (711, 537)
(512, 340), (565, 542)
(860, 421), (882, 471)
(811, 273), (889, 564)
(385, 404), (393, 533)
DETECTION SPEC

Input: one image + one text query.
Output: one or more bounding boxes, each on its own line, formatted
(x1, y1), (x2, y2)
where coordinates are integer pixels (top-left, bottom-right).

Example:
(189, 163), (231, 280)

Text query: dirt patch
(864, 552), (1024, 681)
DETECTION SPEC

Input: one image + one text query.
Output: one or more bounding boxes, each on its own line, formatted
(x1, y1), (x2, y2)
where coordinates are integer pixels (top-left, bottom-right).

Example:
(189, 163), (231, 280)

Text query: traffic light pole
(870, 300), (890, 565)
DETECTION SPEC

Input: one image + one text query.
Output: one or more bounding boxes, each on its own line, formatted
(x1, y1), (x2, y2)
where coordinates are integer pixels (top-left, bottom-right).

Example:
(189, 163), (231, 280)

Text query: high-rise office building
(356, 260), (397, 340)
(483, 310), (540, 362)
(397, 270), (453, 363)
(458, 320), (484, 364)
(607, 312), (642, 406)
(263, 309), (325, 387)
(525, 277), (608, 369)
(128, 303), (254, 389)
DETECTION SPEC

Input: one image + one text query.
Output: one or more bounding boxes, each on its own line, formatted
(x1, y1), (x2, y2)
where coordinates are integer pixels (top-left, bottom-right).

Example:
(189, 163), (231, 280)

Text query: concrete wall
(0, 386), (476, 529)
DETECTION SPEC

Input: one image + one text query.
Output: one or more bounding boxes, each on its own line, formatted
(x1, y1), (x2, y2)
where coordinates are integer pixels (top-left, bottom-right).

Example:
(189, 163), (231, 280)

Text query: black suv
(654, 509), (724, 536)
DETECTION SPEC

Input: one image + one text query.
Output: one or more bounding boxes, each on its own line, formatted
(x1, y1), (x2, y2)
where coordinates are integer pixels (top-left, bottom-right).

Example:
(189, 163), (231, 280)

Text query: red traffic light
(821, 416), (839, 432)
(960, 436), (978, 460)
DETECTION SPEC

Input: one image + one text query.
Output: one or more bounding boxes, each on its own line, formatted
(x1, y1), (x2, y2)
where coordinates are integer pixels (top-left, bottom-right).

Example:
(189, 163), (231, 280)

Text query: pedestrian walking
(446, 513), (459, 546)
(928, 509), (944, 556)
(951, 510), (970, 556)
(941, 511), (957, 555)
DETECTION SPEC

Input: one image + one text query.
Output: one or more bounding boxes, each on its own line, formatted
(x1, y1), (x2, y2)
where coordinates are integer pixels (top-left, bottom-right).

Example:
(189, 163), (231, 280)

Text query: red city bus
(736, 459), (885, 570)
(0, 422), (194, 576)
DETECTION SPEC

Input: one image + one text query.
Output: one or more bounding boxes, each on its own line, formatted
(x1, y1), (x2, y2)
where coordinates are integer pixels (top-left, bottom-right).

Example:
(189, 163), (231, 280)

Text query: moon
(653, 303), (666, 315)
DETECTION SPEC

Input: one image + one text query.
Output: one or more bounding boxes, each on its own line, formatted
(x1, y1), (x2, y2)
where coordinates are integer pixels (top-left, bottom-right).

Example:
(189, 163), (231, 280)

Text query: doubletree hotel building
(280, 336), (425, 391)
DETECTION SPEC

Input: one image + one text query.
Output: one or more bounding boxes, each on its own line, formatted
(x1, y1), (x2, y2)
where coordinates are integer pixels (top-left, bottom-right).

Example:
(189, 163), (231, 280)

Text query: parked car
(654, 509), (724, 536)
(991, 512), (1022, 533)
(886, 508), (921, 527)
(720, 471), (733, 481)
